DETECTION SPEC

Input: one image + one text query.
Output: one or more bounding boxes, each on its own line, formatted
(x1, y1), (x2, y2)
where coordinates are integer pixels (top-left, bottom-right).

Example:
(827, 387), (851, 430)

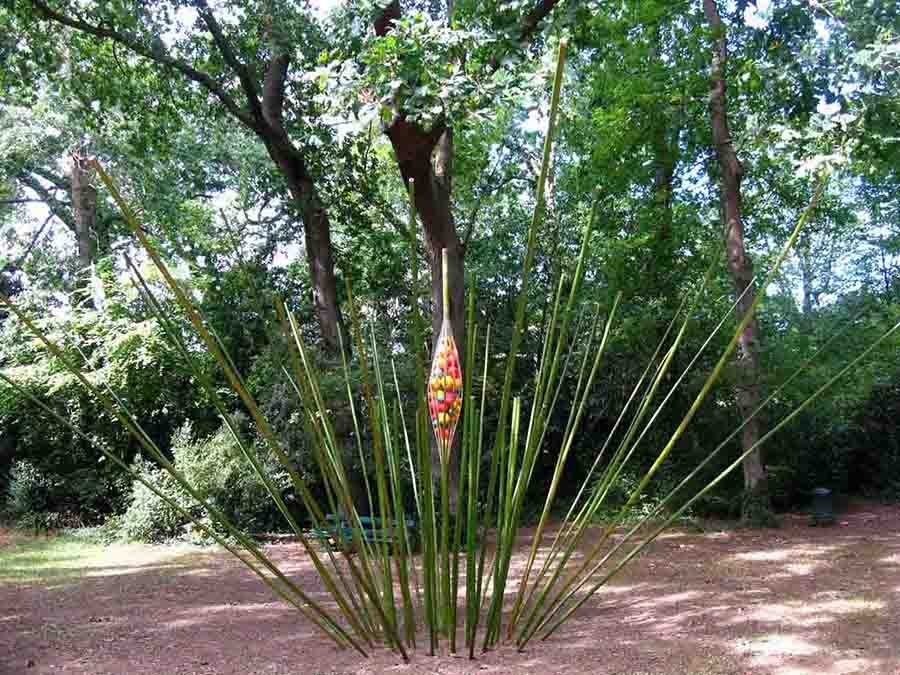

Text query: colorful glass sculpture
(427, 251), (462, 461)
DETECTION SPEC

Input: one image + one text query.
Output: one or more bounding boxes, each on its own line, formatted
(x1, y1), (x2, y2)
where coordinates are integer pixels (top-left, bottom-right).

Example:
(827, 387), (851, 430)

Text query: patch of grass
(0, 532), (107, 585)
(0, 530), (207, 588)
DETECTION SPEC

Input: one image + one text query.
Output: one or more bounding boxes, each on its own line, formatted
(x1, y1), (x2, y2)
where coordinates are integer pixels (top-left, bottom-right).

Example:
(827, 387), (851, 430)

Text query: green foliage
(830, 378), (900, 498)
(0, 289), (218, 523)
(3, 456), (127, 531)
(0, 0), (899, 660)
(120, 423), (288, 543)
(119, 461), (186, 542)
(318, 11), (513, 130)
(4, 460), (55, 528)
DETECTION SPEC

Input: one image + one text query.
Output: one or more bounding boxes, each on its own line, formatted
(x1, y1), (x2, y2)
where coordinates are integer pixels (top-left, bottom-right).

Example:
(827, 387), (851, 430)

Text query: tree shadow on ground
(3, 503), (899, 675)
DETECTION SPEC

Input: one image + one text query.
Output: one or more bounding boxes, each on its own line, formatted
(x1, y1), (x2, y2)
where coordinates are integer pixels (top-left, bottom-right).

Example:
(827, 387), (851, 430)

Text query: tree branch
(15, 212), (55, 267)
(374, 0), (402, 37)
(262, 53), (291, 131)
(462, 174), (525, 249)
(378, 200), (411, 239)
(17, 172), (76, 234)
(486, 0), (564, 73)
(29, 0), (255, 127)
(518, 0), (564, 50)
(193, 0), (265, 125)
(28, 166), (70, 192)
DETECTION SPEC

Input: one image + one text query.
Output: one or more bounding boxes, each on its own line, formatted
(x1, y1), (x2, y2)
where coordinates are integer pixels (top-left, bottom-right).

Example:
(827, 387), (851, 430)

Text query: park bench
(310, 513), (417, 552)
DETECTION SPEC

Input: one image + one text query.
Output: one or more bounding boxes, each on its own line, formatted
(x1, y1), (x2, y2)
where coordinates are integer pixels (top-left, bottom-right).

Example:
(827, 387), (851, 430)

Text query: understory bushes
(119, 422), (289, 542)
(0, 294), (220, 529)
(3, 281), (898, 537)
(844, 379), (900, 497)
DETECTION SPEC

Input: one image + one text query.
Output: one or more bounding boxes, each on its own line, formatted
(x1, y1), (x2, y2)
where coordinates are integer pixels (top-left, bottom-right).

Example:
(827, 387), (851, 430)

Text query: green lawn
(0, 530), (206, 588)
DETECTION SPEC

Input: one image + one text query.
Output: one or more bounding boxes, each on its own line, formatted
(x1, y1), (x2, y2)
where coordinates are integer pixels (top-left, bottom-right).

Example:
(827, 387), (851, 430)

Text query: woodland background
(0, 0), (898, 540)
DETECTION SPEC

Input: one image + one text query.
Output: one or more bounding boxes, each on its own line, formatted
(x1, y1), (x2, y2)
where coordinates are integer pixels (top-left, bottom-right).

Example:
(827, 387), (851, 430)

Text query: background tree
(6, 0), (350, 352)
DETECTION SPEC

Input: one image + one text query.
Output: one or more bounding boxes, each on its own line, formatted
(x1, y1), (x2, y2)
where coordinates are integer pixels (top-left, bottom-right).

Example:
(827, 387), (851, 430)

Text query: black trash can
(811, 487), (835, 526)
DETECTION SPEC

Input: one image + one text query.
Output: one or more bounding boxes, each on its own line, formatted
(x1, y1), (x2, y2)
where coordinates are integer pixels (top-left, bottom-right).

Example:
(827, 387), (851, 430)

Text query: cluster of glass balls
(427, 334), (462, 442)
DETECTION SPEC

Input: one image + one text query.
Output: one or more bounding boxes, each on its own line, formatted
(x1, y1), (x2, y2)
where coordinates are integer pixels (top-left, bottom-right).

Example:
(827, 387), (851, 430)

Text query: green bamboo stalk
(528, 307), (865, 643)
(364, 324), (401, 646)
(472, 41), (568, 639)
(482, 396), (522, 648)
(127, 257), (374, 639)
(372, 346), (416, 649)
(502, 200), (609, 634)
(475, 258), (572, 652)
(513, 247), (747, 643)
(450, 284), (478, 653)
(466, 323), (491, 658)
(275, 307), (384, 628)
(515, 276), (755, 645)
(340, 283), (391, 586)
(91, 163), (376, 644)
(405, 177), (440, 653)
(489, 37), (569, 490)
(507, 293), (620, 634)
(339, 326), (376, 525)
(437, 249), (454, 641)
(418, 392), (439, 654)
(500, 303), (611, 644)
(389, 359), (424, 616)
(342, 279), (415, 647)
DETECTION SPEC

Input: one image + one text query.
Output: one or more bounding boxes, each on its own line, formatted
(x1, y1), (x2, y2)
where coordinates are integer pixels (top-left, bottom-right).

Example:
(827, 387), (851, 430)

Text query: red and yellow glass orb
(427, 333), (462, 448)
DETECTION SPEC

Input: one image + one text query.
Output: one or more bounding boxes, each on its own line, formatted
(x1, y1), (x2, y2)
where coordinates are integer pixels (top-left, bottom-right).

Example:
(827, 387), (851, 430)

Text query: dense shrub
(0, 291), (219, 523)
(119, 462), (188, 542)
(4, 460), (54, 525)
(2, 460), (90, 530)
(846, 379), (900, 497)
(120, 422), (289, 542)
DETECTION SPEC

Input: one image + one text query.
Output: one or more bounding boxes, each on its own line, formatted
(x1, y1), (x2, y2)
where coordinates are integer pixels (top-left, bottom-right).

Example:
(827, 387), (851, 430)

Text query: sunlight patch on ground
(593, 583), (643, 596)
(775, 658), (881, 675)
(638, 590), (703, 608)
(738, 632), (819, 666)
(776, 560), (823, 577)
(80, 544), (209, 577)
(733, 545), (837, 563)
(0, 534), (207, 587)
(163, 603), (279, 630)
(728, 597), (884, 629)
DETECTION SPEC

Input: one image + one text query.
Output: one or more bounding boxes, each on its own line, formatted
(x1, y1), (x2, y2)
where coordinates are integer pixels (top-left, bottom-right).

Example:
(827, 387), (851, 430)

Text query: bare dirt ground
(3, 503), (900, 675)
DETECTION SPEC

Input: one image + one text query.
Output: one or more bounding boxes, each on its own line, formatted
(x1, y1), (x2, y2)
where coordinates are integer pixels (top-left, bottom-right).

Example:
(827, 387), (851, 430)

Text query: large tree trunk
(384, 118), (465, 499)
(71, 154), (97, 308)
(703, 0), (772, 524)
(278, 159), (344, 355)
(387, 122), (466, 354)
(297, 180), (344, 356)
(375, 5), (465, 500)
(259, 53), (345, 356)
(27, 1), (346, 355)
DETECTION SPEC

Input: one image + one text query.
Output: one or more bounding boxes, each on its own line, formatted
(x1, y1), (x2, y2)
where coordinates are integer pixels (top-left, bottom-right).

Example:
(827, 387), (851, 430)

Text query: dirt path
(3, 504), (899, 675)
